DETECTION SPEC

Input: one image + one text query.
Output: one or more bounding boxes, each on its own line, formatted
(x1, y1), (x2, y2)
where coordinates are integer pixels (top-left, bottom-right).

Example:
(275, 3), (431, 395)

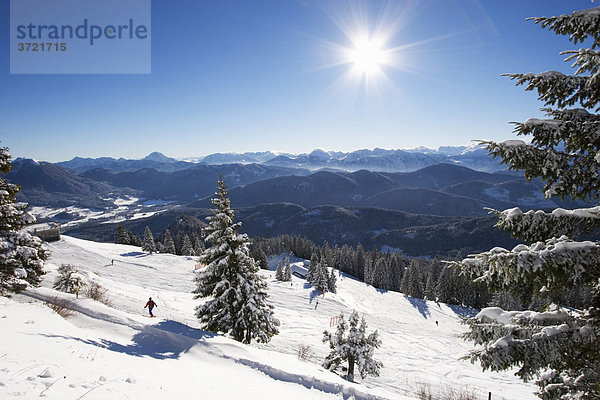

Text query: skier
(144, 297), (158, 317)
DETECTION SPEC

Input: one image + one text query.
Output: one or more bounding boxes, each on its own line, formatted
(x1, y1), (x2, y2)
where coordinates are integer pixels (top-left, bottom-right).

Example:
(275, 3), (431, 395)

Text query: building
(30, 223), (61, 242)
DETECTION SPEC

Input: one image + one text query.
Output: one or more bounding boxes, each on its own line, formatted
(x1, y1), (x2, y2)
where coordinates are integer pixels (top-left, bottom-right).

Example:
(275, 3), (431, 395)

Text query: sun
(347, 38), (387, 75)
(313, 1), (421, 94)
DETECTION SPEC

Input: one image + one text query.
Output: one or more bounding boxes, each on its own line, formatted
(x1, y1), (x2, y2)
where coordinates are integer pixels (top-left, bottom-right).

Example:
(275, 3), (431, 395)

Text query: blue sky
(0, 0), (596, 162)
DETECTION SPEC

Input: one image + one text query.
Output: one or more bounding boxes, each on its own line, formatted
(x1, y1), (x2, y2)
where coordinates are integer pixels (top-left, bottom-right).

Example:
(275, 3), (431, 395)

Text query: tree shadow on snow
(119, 251), (147, 258)
(447, 304), (478, 319)
(232, 358), (387, 400)
(405, 296), (430, 319)
(41, 320), (215, 360)
(306, 285), (324, 303)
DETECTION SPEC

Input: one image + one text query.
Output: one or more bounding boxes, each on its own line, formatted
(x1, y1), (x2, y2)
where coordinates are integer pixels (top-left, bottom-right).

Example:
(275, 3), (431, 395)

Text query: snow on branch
(461, 7), (600, 398)
(517, 108), (600, 152)
(481, 139), (600, 201)
(563, 48), (600, 84)
(504, 71), (600, 110)
(529, 7), (600, 48)
(462, 305), (597, 397)
(464, 310), (594, 379)
(491, 206), (600, 243)
(456, 235), (600, 297)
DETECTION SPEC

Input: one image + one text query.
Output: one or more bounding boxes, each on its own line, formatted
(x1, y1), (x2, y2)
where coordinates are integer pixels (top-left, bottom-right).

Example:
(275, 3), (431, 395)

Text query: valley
(13, 148), (587, 257)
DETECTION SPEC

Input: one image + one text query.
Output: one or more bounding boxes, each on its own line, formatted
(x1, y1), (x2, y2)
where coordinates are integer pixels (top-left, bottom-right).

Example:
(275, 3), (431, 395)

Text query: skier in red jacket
(144, 297), (157, 317)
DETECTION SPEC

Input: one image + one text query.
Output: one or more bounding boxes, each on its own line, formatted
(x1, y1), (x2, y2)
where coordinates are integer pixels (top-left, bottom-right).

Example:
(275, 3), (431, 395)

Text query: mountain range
(56, 146), (505, 173)
(11, 148), (588, 257)
(11, 159), (310, 206)
(188, 164), (578, 216)
(8, 158), (130, 208)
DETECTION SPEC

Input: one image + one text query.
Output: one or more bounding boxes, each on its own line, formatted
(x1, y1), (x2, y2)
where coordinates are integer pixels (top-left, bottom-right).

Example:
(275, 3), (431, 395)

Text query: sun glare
(348, 38), (387, 75)
(313, 1), (422, 97)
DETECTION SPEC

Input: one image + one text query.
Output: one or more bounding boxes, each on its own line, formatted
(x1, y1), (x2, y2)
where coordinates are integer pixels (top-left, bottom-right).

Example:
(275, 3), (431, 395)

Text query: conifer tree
(283, 257), (292, 281)
(322, 310), (382, 382)
(321, 241), (333, 266)
(53, 263), (79, 294)
(454, 7), (600, 399)
(488, 291), (521, 311)
(401, 260), (424, 299)
(162, 229), (176, 254)
(174, 230), (186, 255)
(191, 232), (205, 256)
(275, 260), (284, 281)
(435, 266), (458, 305)
(371, 257), (391, 290)
(0, 146), (49, 294)
(250, 243), (268, 269)
(114, 224), (131, 245)
(142, 226), (157, 253)
(424, 255), (443, 301)
(193, 176), (279, 344)
(327, 269), (337, 294)
(313, 262), (329, 294)
(132, 233), (142, 247)
(306, 253), (319, 283)
(180, 234), (195, 256)
(284, 261), (292, 282)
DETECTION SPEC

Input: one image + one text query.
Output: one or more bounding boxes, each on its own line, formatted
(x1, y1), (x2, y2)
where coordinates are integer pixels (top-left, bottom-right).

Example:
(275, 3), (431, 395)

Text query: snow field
(0, 236), (536, 399)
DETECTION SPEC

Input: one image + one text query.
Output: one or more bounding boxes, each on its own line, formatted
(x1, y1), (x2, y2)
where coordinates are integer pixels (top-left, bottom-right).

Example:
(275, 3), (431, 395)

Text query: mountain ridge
(54, 146), (505, 173)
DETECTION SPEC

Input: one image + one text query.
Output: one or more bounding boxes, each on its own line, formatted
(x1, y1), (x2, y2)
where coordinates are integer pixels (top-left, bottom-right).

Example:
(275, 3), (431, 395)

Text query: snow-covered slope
(0, 237), (536, 399)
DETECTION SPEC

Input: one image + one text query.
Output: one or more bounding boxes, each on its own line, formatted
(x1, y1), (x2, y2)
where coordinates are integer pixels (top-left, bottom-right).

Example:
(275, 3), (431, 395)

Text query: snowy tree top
(529, 7), (600, 47)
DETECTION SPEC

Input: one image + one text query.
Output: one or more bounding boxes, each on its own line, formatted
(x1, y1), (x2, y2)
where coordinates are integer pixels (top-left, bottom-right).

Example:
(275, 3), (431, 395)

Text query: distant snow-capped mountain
(54, 146), (503, 173)
(198, 151), (279, 165)
(57, 152), (195, 172)
(259, 146), (503, 172)
(142, 151), (178, 163)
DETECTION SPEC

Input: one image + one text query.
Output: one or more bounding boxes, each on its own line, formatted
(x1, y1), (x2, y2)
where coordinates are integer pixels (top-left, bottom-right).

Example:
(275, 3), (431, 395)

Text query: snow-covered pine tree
(354, 244), (367, 281)
(372, 257), (394, 290)
(0, 146), (49, 295)
(306, 253), (319, 283)
(322, 310), (382, 382)
(142, 226), (157, 253)
(132, 233), (142, 247)
(174, 230), (186, 255)
(162, 229), (176, 254)
(193, 176), (279, 344)
(250, 244), (268, 269)
(313, 262), (329, 294)
(284, 257), (292, 281)
(454, 7), (600, 399)
(191, 232), (205, 256)
(53, 263), (79, 294)
(488, 290), (522, 311)
(114, 224), (131, 245)
(237, 257), (280, 343)
(424, 255), (443, 301)
(435, 265), (469, 305)
(327, 268), (337, 294)
(180, 234), (195, 256)
(321, 241), (333, 267)
(401, 260), (424, 299)
(275, 260), (284, 281)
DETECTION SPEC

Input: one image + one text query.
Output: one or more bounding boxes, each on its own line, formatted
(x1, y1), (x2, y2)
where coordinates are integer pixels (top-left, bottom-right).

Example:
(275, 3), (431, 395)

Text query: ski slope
(0, 236), (536, 399)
